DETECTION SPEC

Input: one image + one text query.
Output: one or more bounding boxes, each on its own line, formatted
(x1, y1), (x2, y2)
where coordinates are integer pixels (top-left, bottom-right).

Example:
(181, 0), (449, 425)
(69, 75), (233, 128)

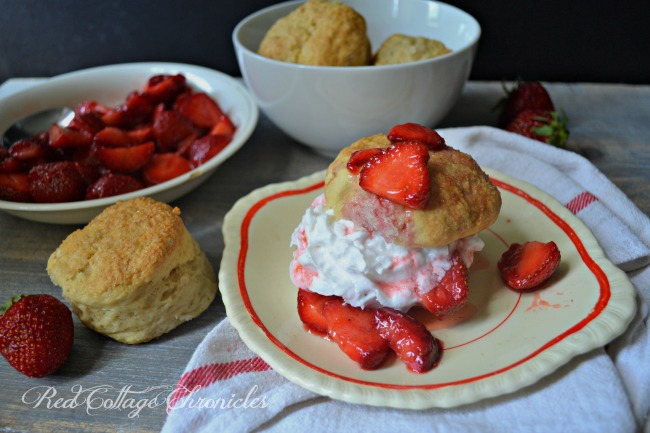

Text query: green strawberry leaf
(0, 294), (27, 315)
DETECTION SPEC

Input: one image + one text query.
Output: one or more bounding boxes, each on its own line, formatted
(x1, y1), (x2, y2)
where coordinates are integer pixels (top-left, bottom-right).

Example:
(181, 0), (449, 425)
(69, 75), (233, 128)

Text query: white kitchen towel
(162, 126), (650, 433)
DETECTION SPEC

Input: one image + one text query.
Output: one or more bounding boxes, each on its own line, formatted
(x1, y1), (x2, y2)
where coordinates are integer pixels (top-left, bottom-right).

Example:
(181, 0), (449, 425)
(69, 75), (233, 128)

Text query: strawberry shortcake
(290, 123), (501, 373)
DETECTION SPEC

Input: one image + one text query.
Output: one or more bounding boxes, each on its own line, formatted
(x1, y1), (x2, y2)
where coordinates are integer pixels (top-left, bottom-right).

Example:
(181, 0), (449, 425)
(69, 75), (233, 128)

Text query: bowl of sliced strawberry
(0, 62), (258, 224)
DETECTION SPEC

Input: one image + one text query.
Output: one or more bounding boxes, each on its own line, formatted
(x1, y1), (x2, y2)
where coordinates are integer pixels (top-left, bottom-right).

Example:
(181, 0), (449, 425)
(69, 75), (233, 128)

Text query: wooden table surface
(1, 80), (648, 433)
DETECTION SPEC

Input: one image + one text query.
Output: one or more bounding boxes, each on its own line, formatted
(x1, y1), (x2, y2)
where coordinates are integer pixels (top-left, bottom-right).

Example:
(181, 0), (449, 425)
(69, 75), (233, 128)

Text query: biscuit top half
(324, 134), (502, 248)
(47, 197), (196, 306)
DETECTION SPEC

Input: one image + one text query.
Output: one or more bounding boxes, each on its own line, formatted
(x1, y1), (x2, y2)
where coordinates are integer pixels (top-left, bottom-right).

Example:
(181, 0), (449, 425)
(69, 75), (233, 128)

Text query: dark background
(1, 0), (649, 85)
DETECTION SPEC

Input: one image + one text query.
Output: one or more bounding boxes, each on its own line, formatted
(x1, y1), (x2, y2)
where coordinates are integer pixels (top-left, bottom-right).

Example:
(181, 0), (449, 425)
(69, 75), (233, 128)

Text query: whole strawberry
(0, 294), (74, 377)
(506, 109), (569, 147)
(497, 81), (555, 128)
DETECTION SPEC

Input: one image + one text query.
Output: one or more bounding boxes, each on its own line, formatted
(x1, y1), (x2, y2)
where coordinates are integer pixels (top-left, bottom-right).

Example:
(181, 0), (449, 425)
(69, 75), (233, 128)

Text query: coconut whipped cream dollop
(290, 194), (484, 311)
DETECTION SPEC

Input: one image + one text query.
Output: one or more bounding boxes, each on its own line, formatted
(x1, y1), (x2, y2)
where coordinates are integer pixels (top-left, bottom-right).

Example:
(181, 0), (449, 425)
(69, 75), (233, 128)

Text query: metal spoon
(2, 107), (75, 147)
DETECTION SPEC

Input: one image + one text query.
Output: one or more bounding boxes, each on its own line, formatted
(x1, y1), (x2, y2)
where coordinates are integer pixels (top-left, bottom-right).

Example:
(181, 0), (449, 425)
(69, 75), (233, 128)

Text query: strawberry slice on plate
(297, 289), (336, 335)
(359, 141), (430, 209)
(417, 252), (469, 317)
(143, 153), (192, 186)
(498, 241), (561, 290)
(387, 123), (446, 151)
(374, 308), (441, 373)
(322, 300), (390, 370)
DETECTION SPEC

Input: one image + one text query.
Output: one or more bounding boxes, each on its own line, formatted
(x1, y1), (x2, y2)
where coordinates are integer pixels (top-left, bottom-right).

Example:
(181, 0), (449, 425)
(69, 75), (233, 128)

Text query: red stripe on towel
(168, 357), (271, 410)
(565, 191), (598, 214)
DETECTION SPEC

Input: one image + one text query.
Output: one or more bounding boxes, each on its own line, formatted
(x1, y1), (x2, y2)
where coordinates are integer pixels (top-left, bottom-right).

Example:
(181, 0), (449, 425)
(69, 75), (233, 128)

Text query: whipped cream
(290, 194), (484, 311)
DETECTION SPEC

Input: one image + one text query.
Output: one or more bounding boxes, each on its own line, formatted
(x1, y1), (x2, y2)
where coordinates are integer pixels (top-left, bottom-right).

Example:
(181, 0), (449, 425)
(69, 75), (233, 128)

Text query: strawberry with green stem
(506, 109), (569, 147)
(0, 294), (74, 377)
(496, 80), (555, 128)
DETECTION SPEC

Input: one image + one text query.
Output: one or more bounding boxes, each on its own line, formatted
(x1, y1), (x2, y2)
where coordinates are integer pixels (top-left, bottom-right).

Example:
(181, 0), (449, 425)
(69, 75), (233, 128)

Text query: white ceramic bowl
(233, 0), (480, 156)
(0, 62), (258, 224)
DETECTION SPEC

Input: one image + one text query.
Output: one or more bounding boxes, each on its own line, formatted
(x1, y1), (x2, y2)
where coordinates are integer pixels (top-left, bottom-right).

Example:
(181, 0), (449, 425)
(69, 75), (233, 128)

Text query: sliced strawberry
(142, 153), (192, 186)
(72, 145), (104, 173)
(68, 112), (104, 135)
(175, 132), (199, 158)
(297, 289), (337, 335)
(152, 102), (166, 121)
(187, 135), (229, 167)
(0, 173), (31, 202)
(387, 123), (446, 151)
(101, 92), (154, 128)
(0, 156), (26, 174)
(93, 127), (134, 148)
(8, 138), (56, 168)
(127, 125), (154, 143)
(28, 162), (87, 203)
(374, 308), (440, 373)
(142, 74), (187, 104)
(178, 93), (224, 130)
(346, 148), (382, 174)
(73, 161), (101, 184)
(86, 173), (144, 200)
(498, 241), (561, 290)
(49, 124), (93, 149)
(96, 141), (155, 173)
(209, 114), (236, 140)
(75, 100), (109, 117)
(152, 110), (195, 151)
(417, 252), (469, 316)
(359, 141), (430, 209)
(322, 300), (390, 370)
(173, 89), (193, 110)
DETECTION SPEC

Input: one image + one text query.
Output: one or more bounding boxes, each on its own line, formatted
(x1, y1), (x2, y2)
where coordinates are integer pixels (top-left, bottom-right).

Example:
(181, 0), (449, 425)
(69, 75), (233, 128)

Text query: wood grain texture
(0, 82), (648, 432)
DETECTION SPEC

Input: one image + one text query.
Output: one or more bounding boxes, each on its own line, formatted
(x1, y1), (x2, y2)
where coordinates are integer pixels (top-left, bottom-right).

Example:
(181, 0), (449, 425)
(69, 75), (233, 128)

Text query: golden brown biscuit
(325, 134), (501, 247)
(258, 0), (371, 66)
(47, 197), (217, 344)
(373, 34), (452, 65)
